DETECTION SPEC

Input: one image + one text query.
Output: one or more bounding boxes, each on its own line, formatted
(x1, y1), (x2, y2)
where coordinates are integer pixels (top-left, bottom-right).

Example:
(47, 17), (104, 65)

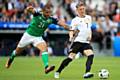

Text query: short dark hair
(42, 4), (52, 11)
(76, 2), (85, 8)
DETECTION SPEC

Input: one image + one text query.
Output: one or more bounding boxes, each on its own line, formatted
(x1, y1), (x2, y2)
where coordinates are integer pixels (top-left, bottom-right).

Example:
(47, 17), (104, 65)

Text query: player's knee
(38, 45), (47, 53)
(36, 42), (47, 52)
(15, 47), (24, 55)
(68, 52), (76, 59)
(84, 49), (94, 56)
(41, 49), (47, 53)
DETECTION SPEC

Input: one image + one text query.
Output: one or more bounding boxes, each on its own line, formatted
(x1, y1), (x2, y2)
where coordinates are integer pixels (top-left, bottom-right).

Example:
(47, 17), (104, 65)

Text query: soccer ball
(98, 69), (109, 79)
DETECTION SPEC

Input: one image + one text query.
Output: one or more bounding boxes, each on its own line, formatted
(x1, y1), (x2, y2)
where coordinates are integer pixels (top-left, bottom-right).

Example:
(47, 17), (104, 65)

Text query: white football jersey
(70, 15), (92, 43)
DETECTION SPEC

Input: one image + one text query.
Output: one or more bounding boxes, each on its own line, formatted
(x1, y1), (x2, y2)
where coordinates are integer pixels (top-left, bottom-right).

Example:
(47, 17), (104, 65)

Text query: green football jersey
(26, 12), (58, 36)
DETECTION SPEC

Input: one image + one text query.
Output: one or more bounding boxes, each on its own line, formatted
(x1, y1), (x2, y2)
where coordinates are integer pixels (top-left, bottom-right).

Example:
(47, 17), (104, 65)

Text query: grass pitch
(0, 56), (120, 80)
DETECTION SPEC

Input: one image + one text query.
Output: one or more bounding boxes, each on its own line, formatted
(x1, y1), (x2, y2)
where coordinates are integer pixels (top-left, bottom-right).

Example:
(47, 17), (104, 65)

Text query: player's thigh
(80, 43), (93, 56)
(15, 47), (25, 55)
(33, 37), (47, 52)
(69, 42), (81, 53)
(17, 32), (32, 48)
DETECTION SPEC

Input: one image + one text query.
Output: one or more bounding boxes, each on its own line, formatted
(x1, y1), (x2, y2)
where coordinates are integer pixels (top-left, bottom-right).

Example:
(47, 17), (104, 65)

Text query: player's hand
(58, 19), (70, 30)
(58, 19), (66, 26)
(26, 6), (34, 10)
(26, 6), (34, 13)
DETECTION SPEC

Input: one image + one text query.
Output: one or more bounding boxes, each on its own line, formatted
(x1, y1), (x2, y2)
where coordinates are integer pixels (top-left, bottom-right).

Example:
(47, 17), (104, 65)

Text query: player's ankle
(45, 65), (48, 69)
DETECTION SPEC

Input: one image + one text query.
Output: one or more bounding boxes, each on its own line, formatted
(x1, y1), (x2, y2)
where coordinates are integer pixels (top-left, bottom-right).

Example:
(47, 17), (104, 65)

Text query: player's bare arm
(69, 30), (74, 41)
(57, 20), (70, 30)
(69, 30), (80, 41)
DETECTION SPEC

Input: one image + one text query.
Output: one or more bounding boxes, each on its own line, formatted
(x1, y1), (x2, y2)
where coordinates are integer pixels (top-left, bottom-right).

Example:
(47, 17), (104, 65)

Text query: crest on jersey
(84, 18), (90, 23)
(47, 19), (52, 23)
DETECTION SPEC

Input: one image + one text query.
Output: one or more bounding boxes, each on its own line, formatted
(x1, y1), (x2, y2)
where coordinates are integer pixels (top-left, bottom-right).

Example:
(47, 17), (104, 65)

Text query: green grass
(0, 56), (120, 80)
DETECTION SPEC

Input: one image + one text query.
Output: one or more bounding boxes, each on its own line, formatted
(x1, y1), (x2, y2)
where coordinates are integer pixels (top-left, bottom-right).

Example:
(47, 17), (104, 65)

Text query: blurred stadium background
(0, 0), (120, 56)
(0, 0), (120, 80)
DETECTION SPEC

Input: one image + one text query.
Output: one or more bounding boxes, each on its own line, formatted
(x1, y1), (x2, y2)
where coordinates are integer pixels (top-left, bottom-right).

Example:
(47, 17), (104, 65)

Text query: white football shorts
(17, 32), (45, 48)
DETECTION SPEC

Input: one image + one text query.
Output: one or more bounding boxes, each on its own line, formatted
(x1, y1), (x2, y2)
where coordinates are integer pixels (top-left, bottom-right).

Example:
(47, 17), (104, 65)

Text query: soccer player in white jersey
(54, 2), (94, 79)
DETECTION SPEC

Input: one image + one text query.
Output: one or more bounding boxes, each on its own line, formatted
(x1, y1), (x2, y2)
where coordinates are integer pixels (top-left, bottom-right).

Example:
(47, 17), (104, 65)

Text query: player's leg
(5, 32), (32, 68)
(5, 47), (24, 68)
(34, 38), (55, 74)
(83, 49), (94, 78)
(54, 52), (75, 78)
(55, 42), (80, 78)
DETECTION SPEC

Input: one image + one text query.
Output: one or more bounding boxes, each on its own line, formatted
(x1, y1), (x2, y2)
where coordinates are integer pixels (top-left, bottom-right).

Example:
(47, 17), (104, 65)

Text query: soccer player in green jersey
(5, 5), (69, 74)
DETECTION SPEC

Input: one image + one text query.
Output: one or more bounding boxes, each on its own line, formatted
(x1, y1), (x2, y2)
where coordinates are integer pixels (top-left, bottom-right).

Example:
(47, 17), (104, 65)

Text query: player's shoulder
(85, 15), (92, 19)
(49, 16), (58, 21)
(33, 11), (42, 17)
(71, 16), (80, 22)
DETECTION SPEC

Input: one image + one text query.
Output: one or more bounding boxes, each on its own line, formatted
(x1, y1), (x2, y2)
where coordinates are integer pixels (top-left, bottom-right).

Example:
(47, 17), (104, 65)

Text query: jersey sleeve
(51, 17), (58, 24)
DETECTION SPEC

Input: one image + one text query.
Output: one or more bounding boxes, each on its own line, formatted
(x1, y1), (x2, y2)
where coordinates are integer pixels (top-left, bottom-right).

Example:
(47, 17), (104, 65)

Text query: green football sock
(41, 51), (49, 68)
(10, 50), (16, 60)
